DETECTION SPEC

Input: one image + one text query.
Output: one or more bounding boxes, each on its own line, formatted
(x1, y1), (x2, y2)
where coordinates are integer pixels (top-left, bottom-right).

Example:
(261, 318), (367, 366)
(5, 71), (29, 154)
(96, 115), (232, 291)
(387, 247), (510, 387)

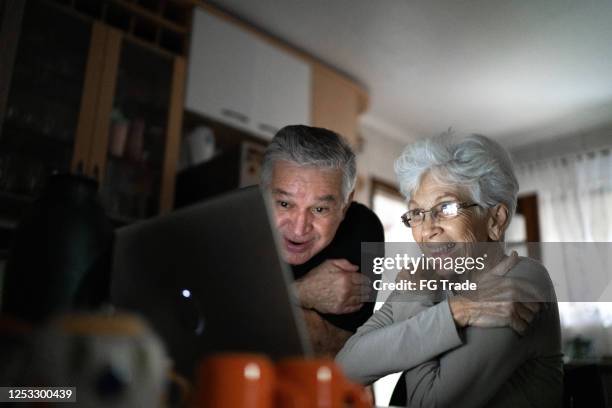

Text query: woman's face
(409, 172), (490, 245)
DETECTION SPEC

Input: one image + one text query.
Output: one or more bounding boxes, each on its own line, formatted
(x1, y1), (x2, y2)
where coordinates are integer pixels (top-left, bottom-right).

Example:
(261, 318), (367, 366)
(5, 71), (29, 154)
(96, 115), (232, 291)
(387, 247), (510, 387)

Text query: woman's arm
(402, 259), (561, 408)
(402, 323), (528, 408)
(336, 296), (463, 384)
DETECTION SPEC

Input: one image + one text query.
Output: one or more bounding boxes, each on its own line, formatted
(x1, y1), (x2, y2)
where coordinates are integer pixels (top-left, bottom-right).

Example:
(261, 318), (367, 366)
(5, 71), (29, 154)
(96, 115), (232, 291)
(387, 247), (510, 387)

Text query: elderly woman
(336, 134), (562, 407)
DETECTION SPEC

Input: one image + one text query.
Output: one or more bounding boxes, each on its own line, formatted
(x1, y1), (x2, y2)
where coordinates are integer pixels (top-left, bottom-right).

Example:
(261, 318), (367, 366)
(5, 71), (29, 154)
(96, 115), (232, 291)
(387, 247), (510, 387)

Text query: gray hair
(394, 133), (519, 221)
(261, 125), (356, 202)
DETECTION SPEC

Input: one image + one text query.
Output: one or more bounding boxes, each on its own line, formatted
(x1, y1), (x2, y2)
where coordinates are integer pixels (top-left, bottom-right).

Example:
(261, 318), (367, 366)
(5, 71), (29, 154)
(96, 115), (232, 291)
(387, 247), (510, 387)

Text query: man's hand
(294, 259), (372, 314)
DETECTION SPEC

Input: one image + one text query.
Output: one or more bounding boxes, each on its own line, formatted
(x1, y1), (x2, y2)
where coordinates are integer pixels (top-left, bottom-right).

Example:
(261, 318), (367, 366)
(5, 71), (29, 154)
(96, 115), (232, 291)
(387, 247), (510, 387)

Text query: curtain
(514, 147), (612, 356)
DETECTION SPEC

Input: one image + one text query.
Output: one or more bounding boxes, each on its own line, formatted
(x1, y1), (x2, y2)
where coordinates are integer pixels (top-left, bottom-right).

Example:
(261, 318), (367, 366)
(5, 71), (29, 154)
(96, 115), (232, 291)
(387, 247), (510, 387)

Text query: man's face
(269, 161), (348, 265)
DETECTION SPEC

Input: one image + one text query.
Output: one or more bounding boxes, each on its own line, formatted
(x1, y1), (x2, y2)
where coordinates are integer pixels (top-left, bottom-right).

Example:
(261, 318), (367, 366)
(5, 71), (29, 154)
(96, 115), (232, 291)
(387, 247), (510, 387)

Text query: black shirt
(291, 202), (384, 332)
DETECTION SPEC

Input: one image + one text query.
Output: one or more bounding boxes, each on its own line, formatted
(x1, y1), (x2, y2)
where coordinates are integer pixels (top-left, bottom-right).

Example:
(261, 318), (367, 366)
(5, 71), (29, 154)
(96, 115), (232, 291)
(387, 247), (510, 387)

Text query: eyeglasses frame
(401, 201), (480, 228)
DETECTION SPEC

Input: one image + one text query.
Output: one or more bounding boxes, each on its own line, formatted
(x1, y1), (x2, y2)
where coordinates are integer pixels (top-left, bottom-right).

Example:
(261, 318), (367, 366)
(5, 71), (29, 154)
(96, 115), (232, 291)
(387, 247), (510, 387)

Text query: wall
(353, 120), (412, 205)
(510, 123), (612, 165)
(353, 119), (412, 405)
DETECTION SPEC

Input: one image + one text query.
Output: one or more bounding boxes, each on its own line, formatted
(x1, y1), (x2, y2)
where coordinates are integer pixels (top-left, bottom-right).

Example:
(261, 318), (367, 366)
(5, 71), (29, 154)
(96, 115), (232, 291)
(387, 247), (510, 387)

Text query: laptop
(111, 187), (311, 377)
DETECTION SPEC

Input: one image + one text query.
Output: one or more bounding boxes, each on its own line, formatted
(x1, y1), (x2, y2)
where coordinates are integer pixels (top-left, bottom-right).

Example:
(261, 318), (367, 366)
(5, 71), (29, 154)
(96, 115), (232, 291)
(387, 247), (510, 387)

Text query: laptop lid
(111, 187), (311, 376)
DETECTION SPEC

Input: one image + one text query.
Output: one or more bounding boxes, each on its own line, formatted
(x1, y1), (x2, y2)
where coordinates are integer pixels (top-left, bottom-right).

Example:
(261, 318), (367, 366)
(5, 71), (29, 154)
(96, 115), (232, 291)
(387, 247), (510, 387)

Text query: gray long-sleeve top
(336, 257), (563, 408)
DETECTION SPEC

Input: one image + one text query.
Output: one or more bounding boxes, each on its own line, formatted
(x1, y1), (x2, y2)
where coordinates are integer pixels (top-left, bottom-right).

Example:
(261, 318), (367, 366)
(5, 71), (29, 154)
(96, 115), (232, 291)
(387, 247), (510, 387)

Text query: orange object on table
(192, 353), (307, 408)
(192, 354), (369, 408)
(276, 357), (371, 408)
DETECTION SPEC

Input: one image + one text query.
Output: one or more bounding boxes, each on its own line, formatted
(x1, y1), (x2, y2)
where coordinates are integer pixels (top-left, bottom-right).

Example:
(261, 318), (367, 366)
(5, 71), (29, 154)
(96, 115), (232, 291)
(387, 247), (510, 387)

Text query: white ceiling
(209, 0), (612, 148)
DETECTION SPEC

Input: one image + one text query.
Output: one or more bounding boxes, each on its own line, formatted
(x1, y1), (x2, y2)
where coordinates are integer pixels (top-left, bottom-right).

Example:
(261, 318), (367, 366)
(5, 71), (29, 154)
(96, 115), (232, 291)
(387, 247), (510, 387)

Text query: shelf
(2, 120), (76, 152)
(109, 0), (188, 35)
(45, 0), (192, 56)
(182, 110), (270, 154)
(3, 0), (185, 226)
(106, 154), (164, 172)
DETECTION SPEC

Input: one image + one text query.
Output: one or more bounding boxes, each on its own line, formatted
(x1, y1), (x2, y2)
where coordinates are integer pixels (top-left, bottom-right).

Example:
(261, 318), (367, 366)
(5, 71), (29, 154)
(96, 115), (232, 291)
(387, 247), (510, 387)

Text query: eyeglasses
(401, 201), (479, 228)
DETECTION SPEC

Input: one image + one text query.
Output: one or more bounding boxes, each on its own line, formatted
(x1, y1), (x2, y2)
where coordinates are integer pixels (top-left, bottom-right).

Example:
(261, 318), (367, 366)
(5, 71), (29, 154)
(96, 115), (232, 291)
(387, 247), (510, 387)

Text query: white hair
(394, 133), (519, 221)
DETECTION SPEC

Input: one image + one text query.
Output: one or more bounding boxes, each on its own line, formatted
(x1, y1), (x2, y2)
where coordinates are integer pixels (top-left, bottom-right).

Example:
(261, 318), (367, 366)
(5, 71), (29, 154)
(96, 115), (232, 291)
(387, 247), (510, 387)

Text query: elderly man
(260, 125), (383, 356)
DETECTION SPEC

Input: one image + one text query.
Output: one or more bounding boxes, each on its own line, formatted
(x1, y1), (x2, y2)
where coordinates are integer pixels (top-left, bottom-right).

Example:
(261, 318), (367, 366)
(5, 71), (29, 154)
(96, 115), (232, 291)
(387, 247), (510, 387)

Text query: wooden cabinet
(185, 8), (256, 135)
(251, 37), (311, 138)
(185, 7), (311, 141)
(0, 0), (367, 226)
(1, 0), (95, 195)
(0, 0), (187, 223)
(185, 5), (367, 146)
(311, 64), (368, 147)
(94, 30), (186, 221)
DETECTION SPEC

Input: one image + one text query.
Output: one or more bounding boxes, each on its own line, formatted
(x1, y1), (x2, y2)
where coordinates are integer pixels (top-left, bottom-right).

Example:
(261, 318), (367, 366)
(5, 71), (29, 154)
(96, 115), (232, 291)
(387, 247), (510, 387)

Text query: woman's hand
(449, 294), (540, 335)
(449, 252), (544, 335)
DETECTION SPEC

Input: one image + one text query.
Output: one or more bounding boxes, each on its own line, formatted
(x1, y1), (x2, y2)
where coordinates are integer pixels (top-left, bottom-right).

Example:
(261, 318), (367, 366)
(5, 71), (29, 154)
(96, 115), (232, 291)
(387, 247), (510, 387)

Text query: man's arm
(301, 308), (353, 357)
(292, 258), (371, 355)
(293, 259), (371, 314)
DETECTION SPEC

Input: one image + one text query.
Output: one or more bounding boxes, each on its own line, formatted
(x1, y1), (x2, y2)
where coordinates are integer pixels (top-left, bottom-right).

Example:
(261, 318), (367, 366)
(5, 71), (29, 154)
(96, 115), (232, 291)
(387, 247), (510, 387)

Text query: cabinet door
(185, 8), (256, 133)
(311, 65), (365, 147)
(0, 0), (97, 197)
(251, 39), (311, 140)
(94, 33), (184, 222)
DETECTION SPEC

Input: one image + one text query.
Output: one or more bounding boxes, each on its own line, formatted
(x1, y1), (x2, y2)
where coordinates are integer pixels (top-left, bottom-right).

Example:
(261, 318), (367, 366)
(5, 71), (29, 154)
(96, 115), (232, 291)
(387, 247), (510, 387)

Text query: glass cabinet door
(0, 0), (93, 197)
(98, 39), (175, 222)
